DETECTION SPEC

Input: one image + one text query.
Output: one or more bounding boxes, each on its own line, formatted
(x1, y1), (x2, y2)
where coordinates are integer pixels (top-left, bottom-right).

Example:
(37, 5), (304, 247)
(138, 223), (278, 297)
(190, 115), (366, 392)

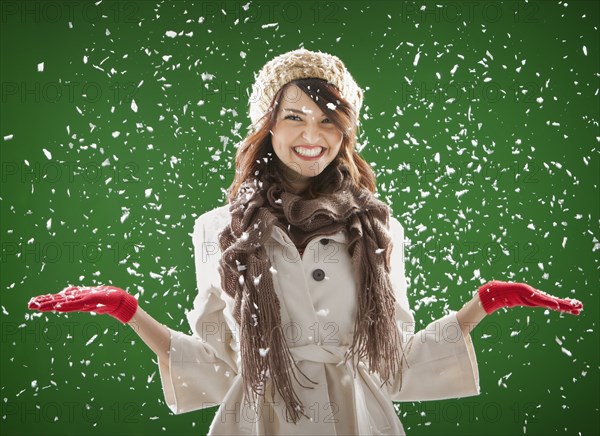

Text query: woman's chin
(279, 162), (314, 179)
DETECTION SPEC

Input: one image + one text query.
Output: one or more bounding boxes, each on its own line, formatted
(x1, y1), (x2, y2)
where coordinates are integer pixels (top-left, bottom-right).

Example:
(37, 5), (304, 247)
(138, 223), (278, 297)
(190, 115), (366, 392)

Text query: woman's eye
(283, 114), (333, 124)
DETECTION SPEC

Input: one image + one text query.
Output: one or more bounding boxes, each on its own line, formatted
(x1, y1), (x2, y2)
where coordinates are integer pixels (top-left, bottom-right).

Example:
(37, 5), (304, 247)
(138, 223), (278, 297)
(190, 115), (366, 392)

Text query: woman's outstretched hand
(28, 285), (138, 324)
(478, 280), (583, 315)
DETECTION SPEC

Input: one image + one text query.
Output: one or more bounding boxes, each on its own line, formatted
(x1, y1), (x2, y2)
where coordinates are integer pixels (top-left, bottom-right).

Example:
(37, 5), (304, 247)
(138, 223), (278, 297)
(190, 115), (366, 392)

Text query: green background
(1, 0), (598, 435)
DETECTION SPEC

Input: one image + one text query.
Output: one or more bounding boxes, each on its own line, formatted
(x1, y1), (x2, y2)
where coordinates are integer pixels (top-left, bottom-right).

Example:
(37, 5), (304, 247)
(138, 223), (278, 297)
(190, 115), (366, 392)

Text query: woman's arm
(456, 293), (487, 337)
(127, 305), (170, 365)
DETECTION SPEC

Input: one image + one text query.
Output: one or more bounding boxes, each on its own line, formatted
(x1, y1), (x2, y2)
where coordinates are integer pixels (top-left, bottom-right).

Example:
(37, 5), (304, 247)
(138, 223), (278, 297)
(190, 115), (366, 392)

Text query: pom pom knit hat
(248, 48), (364, 131)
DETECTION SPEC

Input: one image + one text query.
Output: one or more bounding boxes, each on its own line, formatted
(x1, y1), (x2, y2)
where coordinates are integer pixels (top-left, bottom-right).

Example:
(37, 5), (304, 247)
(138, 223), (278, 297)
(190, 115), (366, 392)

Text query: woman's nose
(301, 118), (322, 142)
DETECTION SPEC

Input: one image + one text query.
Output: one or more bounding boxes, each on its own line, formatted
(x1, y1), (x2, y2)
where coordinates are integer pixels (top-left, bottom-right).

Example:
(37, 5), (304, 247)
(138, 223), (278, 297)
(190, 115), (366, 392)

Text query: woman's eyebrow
(282, 108), (328, 117)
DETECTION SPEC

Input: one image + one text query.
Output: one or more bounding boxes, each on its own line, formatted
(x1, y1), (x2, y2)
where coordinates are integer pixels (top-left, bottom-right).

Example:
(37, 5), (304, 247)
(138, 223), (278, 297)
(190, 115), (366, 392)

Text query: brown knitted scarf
(217, 162), (405, 423)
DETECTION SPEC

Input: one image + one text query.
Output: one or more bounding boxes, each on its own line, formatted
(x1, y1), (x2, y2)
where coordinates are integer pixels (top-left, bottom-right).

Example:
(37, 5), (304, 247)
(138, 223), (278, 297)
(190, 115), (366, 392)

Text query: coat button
(320, 238), (330, 245)
(312, 269), (325, 281)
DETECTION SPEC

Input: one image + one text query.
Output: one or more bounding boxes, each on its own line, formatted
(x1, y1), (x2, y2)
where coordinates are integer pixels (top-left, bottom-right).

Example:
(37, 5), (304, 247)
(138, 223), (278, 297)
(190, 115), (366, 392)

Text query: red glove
(478, 280), (583, 315)
(28, 285), (138, 324)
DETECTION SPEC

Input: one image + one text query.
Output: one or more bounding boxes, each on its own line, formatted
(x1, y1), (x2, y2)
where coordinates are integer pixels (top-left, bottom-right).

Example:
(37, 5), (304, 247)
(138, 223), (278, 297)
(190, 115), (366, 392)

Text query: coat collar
(270, 225), (348, 247)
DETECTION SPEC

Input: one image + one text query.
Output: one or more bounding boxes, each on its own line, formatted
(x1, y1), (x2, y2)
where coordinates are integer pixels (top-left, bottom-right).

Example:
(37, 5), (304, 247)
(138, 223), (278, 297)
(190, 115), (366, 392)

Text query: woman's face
(270, 85), (344, 191)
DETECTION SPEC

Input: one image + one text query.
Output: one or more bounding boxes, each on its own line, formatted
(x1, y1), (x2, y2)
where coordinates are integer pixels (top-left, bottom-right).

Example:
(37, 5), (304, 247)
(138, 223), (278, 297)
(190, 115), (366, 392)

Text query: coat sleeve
(158, 210), (240, 414)
(386, 216), (480, 402)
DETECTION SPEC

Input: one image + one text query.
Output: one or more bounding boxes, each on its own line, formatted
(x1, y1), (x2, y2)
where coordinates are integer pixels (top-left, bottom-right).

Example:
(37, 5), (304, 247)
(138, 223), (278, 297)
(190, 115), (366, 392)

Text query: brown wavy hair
(226, 78), (375, 202)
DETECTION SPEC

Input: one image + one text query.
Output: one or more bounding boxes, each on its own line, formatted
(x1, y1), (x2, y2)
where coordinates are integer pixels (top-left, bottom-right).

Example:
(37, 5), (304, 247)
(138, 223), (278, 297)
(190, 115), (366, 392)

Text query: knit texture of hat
(248, 48), (364, 130)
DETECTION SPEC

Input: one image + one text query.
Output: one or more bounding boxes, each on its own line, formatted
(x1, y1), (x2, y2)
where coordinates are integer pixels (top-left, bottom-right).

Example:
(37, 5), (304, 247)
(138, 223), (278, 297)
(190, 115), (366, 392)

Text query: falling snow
(3, 1), (596, 434)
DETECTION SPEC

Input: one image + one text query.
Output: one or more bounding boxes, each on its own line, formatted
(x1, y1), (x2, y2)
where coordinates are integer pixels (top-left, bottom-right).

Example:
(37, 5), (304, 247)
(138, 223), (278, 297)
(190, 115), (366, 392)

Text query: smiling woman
(26, 48), (584, 436)
(228, 72), (374, 200)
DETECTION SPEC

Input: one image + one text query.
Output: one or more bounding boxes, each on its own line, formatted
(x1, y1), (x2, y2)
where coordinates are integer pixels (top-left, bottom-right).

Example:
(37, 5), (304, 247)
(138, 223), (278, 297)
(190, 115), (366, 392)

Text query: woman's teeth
(293, 147), (324, 157)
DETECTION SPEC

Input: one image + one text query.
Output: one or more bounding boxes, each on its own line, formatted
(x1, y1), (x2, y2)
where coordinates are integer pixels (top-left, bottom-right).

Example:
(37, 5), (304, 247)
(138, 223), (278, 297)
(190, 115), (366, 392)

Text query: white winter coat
(158, 205), (480, 435)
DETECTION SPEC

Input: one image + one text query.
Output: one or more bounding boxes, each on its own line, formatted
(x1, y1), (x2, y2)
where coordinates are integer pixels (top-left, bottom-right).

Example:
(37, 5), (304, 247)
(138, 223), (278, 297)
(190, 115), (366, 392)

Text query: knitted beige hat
(248, 48), (364, 130)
